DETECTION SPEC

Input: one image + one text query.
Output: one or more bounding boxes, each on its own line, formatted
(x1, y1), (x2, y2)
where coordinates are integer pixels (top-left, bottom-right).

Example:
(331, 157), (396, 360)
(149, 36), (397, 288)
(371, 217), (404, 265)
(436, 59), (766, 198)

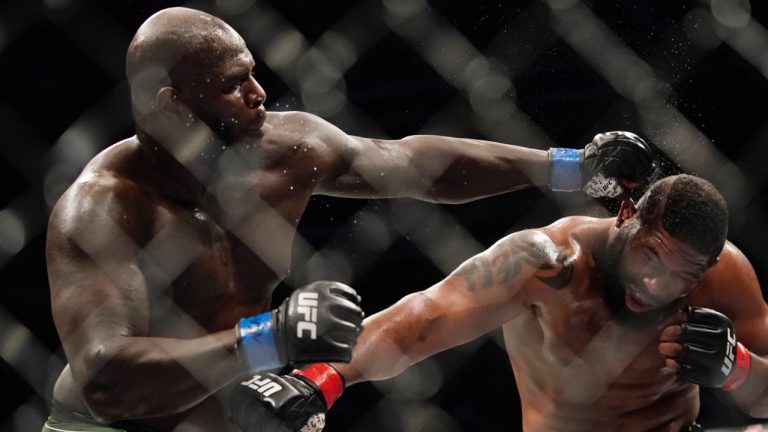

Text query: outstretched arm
(317, 121), (550, 204)
(298, 112), (653, 203)
(337, 229), (564, 383)
(226, 229), (572, 432)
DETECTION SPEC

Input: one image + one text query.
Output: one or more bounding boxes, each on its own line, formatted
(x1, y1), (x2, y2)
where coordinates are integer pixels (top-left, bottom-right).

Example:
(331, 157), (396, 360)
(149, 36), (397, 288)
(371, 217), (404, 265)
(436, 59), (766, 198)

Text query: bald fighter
(241, 175), (768, 431)
(44, 6), (654, 432)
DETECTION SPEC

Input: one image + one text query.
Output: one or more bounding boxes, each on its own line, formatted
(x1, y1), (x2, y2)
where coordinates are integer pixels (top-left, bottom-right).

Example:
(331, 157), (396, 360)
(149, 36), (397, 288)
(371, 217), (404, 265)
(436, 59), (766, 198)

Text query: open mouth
(625, 283), (652, 312)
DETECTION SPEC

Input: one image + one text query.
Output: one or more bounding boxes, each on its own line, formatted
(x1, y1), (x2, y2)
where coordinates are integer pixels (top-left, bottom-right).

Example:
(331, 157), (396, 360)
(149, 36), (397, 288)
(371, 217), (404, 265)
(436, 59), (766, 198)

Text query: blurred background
(1, 0), (767, 430)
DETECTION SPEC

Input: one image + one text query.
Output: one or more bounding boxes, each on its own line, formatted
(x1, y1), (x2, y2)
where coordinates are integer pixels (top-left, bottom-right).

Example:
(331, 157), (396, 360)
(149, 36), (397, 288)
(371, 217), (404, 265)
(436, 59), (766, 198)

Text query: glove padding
(582, 131), (654, 198)
(275, 281), (364, 365)
(231, 372), (327, 432)
(676, 307), (747, 388)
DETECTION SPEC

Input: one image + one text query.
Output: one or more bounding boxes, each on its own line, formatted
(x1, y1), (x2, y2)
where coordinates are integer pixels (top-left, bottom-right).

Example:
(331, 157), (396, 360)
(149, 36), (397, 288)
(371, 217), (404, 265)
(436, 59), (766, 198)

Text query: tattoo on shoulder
(455, 233), (573, 292)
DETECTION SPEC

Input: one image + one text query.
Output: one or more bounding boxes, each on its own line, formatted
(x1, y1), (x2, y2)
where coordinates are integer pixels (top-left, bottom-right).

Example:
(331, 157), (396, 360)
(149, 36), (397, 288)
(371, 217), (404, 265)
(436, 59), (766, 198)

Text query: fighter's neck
(135, 131), (213, 209)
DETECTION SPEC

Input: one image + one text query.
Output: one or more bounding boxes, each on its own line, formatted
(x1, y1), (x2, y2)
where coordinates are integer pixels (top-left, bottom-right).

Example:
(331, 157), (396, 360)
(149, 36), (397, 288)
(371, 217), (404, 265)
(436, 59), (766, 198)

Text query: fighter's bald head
(126, 7), (247, 116)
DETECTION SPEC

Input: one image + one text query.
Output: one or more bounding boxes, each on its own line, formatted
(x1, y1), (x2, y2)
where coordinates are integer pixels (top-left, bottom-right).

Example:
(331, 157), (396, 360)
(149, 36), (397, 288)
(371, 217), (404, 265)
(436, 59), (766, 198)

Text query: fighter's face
(175, 39), (267, 144)
(602, 219), (711, 315)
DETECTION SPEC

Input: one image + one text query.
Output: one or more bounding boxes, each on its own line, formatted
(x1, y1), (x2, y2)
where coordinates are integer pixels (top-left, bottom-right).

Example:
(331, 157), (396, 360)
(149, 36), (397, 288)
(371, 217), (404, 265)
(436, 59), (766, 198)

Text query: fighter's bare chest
(514, 288), (677, 403)
(144, 186), (310, 329)
(538, 295), (663, 367)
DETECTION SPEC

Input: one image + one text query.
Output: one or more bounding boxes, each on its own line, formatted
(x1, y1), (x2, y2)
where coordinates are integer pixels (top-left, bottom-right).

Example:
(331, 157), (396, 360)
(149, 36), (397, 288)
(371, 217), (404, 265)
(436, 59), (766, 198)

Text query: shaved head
(126, 7), (248, 117)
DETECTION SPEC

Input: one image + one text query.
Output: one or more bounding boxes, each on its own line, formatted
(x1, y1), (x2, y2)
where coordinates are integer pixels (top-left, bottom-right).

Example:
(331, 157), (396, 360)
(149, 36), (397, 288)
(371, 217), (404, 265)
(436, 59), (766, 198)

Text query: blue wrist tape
(549, 148), (581, 192)
(238, 312), (282, 371)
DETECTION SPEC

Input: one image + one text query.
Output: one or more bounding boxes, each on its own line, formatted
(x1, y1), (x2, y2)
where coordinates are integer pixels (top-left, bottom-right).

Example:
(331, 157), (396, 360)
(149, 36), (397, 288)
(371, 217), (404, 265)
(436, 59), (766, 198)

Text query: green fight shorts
(42, 416), (126, 432)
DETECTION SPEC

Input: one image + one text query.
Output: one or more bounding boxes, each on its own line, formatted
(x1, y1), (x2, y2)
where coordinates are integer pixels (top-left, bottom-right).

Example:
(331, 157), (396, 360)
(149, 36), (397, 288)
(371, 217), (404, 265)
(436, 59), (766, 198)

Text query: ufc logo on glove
(241, 375), (283, 397)
(297, 292), (319, 339)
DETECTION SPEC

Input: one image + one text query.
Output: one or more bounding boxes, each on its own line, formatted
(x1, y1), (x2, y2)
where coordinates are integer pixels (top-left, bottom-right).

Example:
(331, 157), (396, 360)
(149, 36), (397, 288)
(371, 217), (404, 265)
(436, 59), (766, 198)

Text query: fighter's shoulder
(691, 241), (763, 315)
(491, 228), (563, 266)
(49, 165), (153, 240)
(265, 110), (328, 132)
(542, 215), (601, 231)
(700, 241), (755, 285)
(265, 110), (347, 142)
(536, 215), (601, 247)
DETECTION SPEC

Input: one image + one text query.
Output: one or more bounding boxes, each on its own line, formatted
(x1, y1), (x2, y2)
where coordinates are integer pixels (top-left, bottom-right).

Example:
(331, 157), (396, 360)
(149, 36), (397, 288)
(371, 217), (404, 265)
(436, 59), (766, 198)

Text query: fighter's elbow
(78, 343), (145, 422)
(81, 385), (126, 423)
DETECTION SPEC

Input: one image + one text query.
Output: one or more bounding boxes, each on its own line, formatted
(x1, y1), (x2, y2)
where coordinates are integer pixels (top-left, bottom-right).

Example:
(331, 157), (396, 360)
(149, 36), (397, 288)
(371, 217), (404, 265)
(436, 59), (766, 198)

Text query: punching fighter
(44, 6), (655, 432)
(240, 174), (768, 432)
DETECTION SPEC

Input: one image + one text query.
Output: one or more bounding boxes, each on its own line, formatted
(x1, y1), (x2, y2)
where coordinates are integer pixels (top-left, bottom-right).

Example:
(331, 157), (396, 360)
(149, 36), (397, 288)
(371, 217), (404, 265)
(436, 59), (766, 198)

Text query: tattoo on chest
(457, 238), (573, 291)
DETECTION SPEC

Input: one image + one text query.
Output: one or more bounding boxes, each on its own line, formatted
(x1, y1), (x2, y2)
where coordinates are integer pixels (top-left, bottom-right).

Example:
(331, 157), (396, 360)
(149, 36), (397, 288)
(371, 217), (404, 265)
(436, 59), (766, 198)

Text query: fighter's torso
(115, 126), (321, 331)
(501, 217), (698, 432)
(52, 113), (327, 430)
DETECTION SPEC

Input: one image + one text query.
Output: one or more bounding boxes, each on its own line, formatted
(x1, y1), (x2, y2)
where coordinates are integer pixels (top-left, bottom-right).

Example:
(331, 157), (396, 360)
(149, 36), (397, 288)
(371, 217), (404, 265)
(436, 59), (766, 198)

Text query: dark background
(1, 0), (768, 430)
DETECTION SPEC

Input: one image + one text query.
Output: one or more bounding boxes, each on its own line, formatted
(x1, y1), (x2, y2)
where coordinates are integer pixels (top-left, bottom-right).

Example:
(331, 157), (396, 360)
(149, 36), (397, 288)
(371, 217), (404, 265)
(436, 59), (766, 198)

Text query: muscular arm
(693, 242), (768, 417)
(47, 180), (244, 422)
(300, 112), (550, 203)
(334, 230), (567, 384)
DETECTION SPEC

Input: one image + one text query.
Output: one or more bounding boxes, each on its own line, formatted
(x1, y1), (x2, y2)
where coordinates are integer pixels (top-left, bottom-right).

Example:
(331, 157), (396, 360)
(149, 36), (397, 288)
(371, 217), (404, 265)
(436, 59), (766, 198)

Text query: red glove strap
(293, 363), (345, 408)
(722, 342), (751, 392)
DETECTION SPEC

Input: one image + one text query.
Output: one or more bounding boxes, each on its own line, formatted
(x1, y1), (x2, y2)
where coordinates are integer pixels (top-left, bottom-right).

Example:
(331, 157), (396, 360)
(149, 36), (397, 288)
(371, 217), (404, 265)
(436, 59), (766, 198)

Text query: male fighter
(238, 174), (768, 431)
(44, 6), (655, 432)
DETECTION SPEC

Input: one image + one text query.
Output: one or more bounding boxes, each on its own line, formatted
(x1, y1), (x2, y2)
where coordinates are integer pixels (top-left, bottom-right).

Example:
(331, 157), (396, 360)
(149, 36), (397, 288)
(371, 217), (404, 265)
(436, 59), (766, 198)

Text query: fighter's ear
(616, 198), (638, 227)
(155, 86), (186, 119)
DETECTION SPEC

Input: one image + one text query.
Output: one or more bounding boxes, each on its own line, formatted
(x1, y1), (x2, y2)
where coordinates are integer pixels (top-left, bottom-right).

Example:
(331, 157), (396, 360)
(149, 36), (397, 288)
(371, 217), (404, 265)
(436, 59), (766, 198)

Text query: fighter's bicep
(312, 120), (416, 197)
(426, 232), (559, 330)
(449, 230), (565, 295)
(47, 193), (153, 356)
(49, 233), (150, 348)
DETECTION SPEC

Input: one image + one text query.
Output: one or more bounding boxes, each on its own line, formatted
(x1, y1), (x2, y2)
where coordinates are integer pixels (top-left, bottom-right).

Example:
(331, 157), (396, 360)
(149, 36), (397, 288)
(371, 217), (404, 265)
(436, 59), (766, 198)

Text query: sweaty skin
(47, 7), (553, 431)
(335, 214), (768, 432)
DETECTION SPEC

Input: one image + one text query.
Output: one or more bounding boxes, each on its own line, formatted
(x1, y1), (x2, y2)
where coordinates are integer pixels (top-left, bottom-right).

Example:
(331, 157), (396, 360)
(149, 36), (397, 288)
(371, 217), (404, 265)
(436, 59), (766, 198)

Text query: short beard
(193, 109), (238, 145)
(596, 221), (665, 328)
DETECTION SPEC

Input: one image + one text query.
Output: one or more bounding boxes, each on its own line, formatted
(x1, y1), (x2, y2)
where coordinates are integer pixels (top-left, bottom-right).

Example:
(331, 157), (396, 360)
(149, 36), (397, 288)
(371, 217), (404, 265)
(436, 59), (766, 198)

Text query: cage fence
(1, 0), (768, 430)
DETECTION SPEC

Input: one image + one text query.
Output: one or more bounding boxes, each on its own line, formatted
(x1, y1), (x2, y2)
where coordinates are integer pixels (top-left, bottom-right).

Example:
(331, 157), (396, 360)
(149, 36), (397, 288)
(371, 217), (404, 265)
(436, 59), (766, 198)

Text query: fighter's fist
(231, 364), (344, 432)
(658, 307), (751, 391)
(581, 131), (654, 198)
(237, 281), (364, 371)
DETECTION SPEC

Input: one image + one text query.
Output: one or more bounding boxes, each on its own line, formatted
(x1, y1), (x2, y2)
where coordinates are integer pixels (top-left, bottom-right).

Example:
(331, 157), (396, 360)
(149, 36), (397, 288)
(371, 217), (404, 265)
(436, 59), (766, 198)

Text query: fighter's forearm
(333, 292), (434, 385)
(402, 135), (550, 204)
(729, 353), (768, 417)
(78, 329), (243, 422)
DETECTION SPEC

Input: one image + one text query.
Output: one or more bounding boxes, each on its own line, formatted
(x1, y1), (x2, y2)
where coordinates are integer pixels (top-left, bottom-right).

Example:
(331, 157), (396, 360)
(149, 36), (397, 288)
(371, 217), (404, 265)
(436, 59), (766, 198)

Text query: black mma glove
(236, 281), (364, 371)
(581, 131), (655, 198)
(549, 131), (654, 198)
(231, 363), (344, 432)
(674, 307), (751, 391)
